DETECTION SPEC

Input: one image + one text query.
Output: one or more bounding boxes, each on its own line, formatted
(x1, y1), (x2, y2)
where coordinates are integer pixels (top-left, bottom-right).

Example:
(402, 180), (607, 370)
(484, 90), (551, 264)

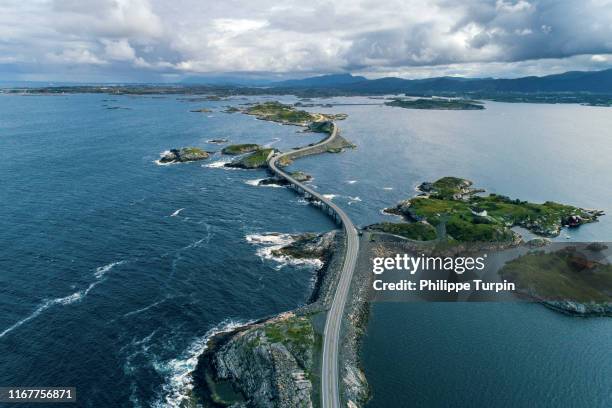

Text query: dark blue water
(1, 94), (611, 407)
(0, 93), (333, 407)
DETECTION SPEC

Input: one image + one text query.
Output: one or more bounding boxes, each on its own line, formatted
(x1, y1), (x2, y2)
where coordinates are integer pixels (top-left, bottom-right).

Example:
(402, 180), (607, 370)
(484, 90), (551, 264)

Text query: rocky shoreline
(191, 231), (371, 407)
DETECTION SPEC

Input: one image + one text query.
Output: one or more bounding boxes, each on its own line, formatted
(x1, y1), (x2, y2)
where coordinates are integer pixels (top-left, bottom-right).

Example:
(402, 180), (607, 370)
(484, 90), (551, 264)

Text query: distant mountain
(270, 69), (612, 94)
(272, 73), (368, 88)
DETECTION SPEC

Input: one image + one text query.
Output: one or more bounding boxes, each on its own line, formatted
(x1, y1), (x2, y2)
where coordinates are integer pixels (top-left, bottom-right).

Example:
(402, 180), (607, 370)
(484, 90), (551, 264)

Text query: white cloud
(1, 0), (612, 81)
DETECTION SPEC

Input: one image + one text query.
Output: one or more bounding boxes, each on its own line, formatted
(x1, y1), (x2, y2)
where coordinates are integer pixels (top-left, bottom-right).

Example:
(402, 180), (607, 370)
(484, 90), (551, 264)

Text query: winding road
(268, 123), (359, 408)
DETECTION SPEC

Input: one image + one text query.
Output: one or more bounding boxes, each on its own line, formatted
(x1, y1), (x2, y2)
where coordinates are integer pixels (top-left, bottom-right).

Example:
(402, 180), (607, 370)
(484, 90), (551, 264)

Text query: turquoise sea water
(1, 93), (611, 407)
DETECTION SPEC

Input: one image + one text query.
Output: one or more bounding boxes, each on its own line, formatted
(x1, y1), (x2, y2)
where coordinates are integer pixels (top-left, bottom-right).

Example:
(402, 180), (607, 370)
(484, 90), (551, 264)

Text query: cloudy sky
(2, 0), (612, 82)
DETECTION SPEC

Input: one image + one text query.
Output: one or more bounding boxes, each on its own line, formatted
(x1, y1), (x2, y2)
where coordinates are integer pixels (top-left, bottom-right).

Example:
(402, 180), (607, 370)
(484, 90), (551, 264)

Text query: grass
(239, 148), (273, 167)
(264, 316), (315, 359)
(389, 177), (602, 242)
(499, 249), (612, 302)
(221, 143), (260, 155)
(385, 98), (484, 110)
(247, 101), (316, 124)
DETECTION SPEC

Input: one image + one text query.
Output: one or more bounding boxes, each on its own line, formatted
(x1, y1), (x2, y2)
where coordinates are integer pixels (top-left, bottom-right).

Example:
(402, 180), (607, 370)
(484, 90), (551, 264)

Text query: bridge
(268, 123), (359, 408)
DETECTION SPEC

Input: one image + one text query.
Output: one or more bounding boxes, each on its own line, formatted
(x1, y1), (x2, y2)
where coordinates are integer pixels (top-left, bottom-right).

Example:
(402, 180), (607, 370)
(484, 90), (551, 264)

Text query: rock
(586, 242), (608, 251)
(290, 171), (312, 183)
(159, 147), (209, 163)
(191, 108), (212, 113)
(225, 148), (274, 169)
(526, 238), (552, 248)
(207, 138), (229, 144)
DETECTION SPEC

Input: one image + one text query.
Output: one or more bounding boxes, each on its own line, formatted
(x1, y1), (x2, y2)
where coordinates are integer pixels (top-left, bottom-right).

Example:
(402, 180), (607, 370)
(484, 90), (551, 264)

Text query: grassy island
(500, 247), (612, 306)
(385, 98), (484, 110)
(246, 101), (317, 125)
(226, 148), (274, 169)
(381, 177), (603, 243)
(221, 143), (260, 155)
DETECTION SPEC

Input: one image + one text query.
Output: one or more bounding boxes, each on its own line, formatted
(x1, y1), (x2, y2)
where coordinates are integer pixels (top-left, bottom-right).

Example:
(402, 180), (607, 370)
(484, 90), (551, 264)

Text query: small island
(499, 246), (612, 316)
(190, 108), (213, 113)
(243, 101), (347, 126)
(378, 176), (603, 244)
(221, 143), (261, 155)
(385, 98), (485, 110)
(225, 148), (275, 169)
(158, 147), (209, 164)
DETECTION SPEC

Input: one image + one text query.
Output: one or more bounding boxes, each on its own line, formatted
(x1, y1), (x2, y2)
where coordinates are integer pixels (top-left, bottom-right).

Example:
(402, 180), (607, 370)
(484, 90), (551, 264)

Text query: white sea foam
(322, 194), (337, 200)
(244, 178), (264, 187)
(263, 137), (281, 147)
(346, 180), (358, 184)
(383, 187), (394, 190)
(170, 208), (184, 217)
(94, 260), (127, 279)
(347, 196), (362, 205)
(245, 233), (324, 270)
(153, 319), (248, 408)
(204, 159), (230, 168)
(0, 260), (125, 339)
(154, 151), (177, 166)
(122, 298), (168, 319)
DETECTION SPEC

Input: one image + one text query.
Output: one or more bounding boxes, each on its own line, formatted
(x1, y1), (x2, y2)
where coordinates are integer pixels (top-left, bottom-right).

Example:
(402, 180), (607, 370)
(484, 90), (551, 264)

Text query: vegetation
(385, 98), (485, 110)
(499, 248), (612, 302)
(386, 177), (603, 242)
(368, 222), (437, 241)
(226, 148), (274, 169)
(263, 315), (315, 368)
(221, 143), (260, 155)
(246, 101), (316, 125)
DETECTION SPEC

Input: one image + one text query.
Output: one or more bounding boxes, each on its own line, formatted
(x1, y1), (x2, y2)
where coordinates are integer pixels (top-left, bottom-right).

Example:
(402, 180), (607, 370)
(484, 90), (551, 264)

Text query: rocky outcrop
(194, 231), (352, 407)
(222, 144), (261, 155)
(225, 148), (274, 169)
(159, 147), (209, 163)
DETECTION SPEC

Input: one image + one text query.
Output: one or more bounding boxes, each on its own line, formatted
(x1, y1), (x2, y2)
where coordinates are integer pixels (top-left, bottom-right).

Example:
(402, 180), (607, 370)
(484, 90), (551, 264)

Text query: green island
(225, 148), (274, 169)
(385, 98), (485, 110)
(246, 101), (317, 125)
(221, 143), (260, 155)
(244, 101), (345, 126)
(499, 246), (612, 314)
(158, 147), (209, 163)
(379, 177), (603, 243)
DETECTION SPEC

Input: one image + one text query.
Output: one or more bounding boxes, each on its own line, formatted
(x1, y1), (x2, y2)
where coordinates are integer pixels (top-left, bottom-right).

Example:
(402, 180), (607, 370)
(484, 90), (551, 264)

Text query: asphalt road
(268, 123), (359, 408)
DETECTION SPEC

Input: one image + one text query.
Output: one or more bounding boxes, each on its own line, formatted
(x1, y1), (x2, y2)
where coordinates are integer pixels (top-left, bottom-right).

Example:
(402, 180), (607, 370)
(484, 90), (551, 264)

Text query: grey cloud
(1, 0), (612, 82)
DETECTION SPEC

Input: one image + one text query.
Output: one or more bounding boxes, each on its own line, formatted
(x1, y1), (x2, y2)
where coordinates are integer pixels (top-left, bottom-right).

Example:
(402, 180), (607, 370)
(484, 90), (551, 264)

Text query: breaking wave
(245, 233), (323, 270)
(153, 320), (248, 408)
(0, 260), (126, 339)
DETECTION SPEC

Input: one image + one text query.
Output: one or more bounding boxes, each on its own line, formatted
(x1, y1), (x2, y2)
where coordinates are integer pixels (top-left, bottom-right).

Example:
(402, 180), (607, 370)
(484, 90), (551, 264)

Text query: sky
(2, 0), (612, 83)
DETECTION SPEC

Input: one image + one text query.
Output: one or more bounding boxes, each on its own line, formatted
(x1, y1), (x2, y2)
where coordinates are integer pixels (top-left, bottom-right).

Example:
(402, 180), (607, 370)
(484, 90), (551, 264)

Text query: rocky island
(385, 98), (485, 110)
(192, 231), (371, 408)
(225, 148), (275, 169)
(158, 147), (209, 164)
(378, 176), (603, 244)
(221, 143), (261, 155)
(242, 101), (347, 127)
(500, 245), (612, 316)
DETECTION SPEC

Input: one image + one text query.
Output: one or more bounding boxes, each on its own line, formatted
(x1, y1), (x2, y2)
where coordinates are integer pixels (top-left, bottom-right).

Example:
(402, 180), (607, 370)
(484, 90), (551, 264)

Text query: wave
(347, 196), (362, 205)
(170, 208), (184, 217)
(245, 233), (324, 270)
(154, 151), (177, 166)
(122, 298), (168, 319)
(263, 137), (281, 147)
(0, 260), (125, 339)
(322, 194), (337, 200)
(153, 319), (248, 408)
(346, 180), (358, 184)
(94, 260), (126, 279)
(383, 187), (394, 190)
(244, 179), (283, 188)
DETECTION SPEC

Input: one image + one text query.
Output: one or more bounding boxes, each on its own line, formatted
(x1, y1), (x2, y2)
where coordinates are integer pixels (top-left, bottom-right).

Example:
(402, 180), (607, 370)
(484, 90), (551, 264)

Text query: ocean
(1, 93), (611, 407)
